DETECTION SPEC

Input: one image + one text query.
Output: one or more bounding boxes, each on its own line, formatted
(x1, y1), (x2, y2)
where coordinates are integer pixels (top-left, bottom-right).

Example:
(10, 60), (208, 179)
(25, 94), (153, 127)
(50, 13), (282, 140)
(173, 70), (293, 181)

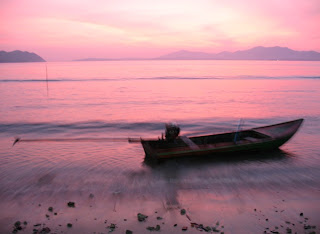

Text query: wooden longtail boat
(140, 119), (303, 160)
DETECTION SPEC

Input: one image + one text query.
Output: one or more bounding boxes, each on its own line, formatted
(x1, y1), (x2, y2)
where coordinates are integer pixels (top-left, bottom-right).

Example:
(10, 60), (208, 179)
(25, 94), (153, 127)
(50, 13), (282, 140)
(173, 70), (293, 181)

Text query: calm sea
(0, 60), (319, 233)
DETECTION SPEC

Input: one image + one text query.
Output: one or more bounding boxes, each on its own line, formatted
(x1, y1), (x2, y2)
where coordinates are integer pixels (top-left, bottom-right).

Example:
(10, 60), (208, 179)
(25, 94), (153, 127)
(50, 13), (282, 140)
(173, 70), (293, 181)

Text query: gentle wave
(0, 117), (291, 137)
(0, 75), (319, 82)
(0, 121), (165, 136)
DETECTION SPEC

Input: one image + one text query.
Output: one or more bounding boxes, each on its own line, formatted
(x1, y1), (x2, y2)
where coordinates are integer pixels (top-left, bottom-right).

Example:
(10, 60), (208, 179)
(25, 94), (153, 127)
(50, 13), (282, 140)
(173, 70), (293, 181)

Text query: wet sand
(1, 158), (319, 233)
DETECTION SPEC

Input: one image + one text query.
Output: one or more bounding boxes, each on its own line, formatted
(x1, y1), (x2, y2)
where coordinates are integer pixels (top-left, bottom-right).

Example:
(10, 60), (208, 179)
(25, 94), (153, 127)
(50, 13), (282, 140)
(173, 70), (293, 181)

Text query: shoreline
(1, 186), (319, 233)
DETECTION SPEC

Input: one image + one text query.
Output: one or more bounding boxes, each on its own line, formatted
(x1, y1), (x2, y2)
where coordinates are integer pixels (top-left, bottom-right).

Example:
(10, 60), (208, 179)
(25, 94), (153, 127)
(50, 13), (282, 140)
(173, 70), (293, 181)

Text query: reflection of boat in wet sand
(139, 119), (303, 161)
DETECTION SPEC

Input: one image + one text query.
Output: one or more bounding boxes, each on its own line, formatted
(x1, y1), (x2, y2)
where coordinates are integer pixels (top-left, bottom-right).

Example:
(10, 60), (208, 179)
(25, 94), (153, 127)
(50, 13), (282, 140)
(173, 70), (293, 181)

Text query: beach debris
(89, 193), (94, 198)
(182, 226), (188, 231)
(12, 221), (22, 233)
(126, 230), (133, 234)
(190, 223), (216, 232)
(156, 216), (163, 220)
(14, 221), (22, 229)
(146, 226), (154, 231)
(34, 224), (41, 227)
(304, 224), (316, 230)
(48, 207), (53, 212)
(286, 227), (292, 233)
(137, 213), (148, 222)
(54, 212), (57, 215)
(300, 212), (303, 216)
(174, 224), (177, 227)
(12, 221), (30, 233)
(67, 202), (75, 207)
(67, 223), (72, 228)
(212, 226), (220, 232)
(146, 225), (160, 231)
(180, 209), (186, 215)
(109, 223), (116, 229)
(107, 223), (117, 232)
(40, 227), (51, 233)
(186, 214), (191, 221)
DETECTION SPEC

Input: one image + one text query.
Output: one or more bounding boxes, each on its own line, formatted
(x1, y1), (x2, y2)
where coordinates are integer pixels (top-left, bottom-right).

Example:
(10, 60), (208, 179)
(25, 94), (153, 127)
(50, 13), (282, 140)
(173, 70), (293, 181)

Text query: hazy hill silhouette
(156, 46), (320, 61)
(0, 50), (46, 63)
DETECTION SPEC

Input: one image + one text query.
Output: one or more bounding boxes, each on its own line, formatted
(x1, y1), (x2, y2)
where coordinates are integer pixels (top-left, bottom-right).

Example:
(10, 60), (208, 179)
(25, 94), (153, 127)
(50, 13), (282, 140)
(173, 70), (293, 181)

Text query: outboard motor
(165, 123), (180, 141)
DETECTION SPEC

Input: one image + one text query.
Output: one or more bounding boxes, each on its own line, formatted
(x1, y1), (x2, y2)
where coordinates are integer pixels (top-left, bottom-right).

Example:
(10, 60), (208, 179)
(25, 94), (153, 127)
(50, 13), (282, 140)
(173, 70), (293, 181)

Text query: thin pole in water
(45, 63), (49, 96)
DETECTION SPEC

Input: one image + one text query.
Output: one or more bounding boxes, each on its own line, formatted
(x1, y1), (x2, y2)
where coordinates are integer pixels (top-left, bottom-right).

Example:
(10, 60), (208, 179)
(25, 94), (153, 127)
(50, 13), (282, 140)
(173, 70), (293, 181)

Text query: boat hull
(141, 119), (303, 160)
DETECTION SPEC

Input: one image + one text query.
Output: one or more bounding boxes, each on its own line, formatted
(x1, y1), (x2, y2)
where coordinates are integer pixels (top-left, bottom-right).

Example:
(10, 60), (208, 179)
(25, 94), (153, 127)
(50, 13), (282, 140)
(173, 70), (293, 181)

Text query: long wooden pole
(12, 137), (142, 146)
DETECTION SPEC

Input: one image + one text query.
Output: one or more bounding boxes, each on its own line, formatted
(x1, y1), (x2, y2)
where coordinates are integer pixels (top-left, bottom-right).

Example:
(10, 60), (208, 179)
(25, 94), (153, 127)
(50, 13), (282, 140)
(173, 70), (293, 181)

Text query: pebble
(67, 202), (75, 207)
(137, 213), (148, 222)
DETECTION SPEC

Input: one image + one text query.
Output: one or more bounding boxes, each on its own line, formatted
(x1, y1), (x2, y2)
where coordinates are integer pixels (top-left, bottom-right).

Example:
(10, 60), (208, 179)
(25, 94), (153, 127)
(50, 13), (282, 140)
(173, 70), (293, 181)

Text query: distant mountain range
(77, 46), (320, 61)
(0, 50), (46, 63)
(2, 47), (320, 62)
(156, 46), (320, 60)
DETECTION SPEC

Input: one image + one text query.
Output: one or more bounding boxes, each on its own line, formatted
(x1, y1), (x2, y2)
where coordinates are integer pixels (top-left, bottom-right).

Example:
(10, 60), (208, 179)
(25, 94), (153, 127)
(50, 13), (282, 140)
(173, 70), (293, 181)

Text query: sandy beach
(1, 154), (319, 233)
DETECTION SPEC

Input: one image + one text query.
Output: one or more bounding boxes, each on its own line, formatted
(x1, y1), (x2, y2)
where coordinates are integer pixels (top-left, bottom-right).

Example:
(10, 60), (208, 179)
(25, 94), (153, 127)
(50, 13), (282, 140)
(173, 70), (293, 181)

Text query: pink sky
(1, 0), (320, 61)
